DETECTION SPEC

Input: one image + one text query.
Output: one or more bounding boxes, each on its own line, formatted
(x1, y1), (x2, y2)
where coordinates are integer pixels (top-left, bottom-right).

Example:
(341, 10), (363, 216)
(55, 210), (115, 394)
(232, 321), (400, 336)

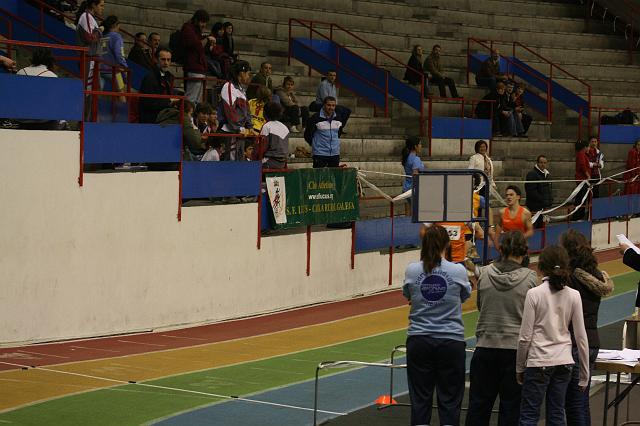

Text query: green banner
(265, 168), (359, 229)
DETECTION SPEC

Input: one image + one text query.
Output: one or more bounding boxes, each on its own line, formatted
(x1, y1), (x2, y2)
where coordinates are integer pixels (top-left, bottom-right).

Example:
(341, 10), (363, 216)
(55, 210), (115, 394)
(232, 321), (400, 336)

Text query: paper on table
(597, 349), (640, 366)
(616, 234), (640, 254)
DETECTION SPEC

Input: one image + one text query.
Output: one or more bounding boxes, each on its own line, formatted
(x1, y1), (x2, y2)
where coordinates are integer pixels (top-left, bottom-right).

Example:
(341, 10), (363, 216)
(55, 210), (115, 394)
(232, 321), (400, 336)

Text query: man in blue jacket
(304, 96), (344, 168)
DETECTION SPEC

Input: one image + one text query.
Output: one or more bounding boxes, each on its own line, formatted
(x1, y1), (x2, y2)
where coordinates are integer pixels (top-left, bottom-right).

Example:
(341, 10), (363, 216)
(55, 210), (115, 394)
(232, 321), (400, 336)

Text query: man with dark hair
(311, 70), (351, 135)
(304, 96), (345, 168)
(128, 32), (153, 70)
(247, 61), (272, 100)
(139, 47), (178, 123)
(181, 9), (213, 103)
(148, 32), (161, 52)
(496, 185), (534, 240)
(425, 44), (459, 98)
(525, 155), (553, 229)
(17, 48), (56, 77)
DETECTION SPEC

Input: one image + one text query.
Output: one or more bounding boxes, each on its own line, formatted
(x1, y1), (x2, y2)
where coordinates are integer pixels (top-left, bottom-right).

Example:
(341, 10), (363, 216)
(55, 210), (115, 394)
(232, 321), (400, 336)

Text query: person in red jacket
(625, 140), (640, 195)
(181, 9), (212, 104)
(572, 140), (591, 221)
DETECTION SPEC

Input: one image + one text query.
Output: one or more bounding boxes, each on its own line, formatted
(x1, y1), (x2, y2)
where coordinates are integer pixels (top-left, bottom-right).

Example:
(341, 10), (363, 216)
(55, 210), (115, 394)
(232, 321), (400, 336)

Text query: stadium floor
(0, 248), (638, 425)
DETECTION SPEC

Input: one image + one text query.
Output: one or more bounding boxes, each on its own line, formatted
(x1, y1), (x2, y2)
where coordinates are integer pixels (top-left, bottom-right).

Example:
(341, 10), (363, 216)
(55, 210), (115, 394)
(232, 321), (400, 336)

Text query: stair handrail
(289, 18), (425, 134)
(288, 20), (390, 111)
(0, 15), (12, 41)
(0, 5), (67, 45)
(467, 38), (552, 121)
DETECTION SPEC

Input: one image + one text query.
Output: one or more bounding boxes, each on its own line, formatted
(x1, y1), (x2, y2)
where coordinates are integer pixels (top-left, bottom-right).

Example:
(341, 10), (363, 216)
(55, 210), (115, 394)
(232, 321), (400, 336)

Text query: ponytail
(420, 225), (450, 273)
(539, 245), (571, 291)
(75, 0), (101, 24)
(401, 136), (421, 166)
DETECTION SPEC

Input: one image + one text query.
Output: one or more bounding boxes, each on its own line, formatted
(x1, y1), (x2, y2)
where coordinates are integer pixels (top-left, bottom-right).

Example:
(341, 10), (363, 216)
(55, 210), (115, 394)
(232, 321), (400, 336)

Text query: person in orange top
(495, 185), (533, 247)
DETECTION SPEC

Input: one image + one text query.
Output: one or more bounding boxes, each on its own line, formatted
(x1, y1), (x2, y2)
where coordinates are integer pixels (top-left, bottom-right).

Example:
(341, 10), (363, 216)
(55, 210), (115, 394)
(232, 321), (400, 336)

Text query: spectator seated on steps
(194, 102), (216, 134)
(201, 137), (225, 162)
(247, 61), (273, 100)
(475, 82), (518, 137)
(424, 44), (459, 98)
(403, 45), (428, 95)
(127, 32), (154, 71)
(504, 80), (526, 137)
(248, 86), (271, 132)
(310, 70), (351, 136)
(512, 83), (532, 135)
(274, 76), (309, 133)
(476, 49), (507, 92)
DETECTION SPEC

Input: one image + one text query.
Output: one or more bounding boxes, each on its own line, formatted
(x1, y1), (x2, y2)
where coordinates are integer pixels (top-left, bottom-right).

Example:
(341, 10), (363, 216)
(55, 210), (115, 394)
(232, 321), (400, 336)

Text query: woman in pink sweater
(516, 245), (589, 426)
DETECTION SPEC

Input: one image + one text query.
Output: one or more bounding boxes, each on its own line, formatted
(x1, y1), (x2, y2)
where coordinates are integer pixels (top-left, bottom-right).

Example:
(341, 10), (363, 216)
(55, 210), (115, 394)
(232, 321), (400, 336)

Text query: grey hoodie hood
(484, 259), (535, 292)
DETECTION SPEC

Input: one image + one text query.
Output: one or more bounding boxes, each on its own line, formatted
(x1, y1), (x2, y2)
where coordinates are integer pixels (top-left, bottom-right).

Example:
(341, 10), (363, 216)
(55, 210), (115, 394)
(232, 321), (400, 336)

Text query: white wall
(0, 130), (415, 345)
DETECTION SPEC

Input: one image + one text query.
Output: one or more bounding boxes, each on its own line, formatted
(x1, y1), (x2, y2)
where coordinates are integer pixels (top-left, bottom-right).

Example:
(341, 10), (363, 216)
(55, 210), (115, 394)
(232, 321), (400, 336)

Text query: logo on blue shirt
(419, 274), (448, 302)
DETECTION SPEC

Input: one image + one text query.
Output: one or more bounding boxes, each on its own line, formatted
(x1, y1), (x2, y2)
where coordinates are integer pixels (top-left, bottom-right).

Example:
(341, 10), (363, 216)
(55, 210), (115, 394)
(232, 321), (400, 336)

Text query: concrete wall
(0, 130), (417, 345)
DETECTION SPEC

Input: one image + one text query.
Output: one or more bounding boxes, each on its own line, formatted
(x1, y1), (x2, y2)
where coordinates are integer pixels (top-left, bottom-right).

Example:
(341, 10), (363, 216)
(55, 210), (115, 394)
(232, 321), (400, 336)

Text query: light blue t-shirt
(403, 152), (425, 192)
(402, 259), (472, 341)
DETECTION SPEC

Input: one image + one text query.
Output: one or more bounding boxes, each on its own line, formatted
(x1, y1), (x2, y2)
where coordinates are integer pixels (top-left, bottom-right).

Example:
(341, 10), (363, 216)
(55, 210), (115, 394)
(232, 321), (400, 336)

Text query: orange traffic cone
(374, 394), (397, 405)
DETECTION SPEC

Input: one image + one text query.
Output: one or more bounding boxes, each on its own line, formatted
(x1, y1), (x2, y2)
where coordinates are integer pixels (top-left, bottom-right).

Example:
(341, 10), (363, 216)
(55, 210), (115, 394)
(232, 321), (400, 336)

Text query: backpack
(169, 30), (185, 65)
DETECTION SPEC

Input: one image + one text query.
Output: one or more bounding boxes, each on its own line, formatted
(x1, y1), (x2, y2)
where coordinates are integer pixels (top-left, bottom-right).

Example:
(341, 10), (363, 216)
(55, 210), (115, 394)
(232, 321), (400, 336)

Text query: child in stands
(201, 138), (224, 162)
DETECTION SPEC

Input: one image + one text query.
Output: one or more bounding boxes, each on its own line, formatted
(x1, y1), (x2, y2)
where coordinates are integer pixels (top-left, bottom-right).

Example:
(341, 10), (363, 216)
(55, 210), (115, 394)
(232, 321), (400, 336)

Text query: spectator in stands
(182, 100), (206, 160)
(249, 86), (271, 132)
(75, 0), (104, 90)
(181, 9), (212, 104)
(476, 49), (506, 92)
(17, 48), (57, 77)
(625, 140), (640, 195)
(201, 138), (224, 161)
(525, 155), (552, 229)
(476, 82), (517, 137)
(516, 245), (589, 426)
(139, 47), (177, 124)
(0, 55), (16, 72)
(561, 229), (613, 426)
(572, 140), (591, 221)
(204, 28), (225, 79)
(513, 83), (532, 135)
(505, 81), (526, 137)
(100, 16), (127, 101)
(402, 136), (426, 215)
(466, 230), (537, 426)
(194, 102), (215, 133)
(496, 185), (534, 241)
(247, 62), (272, 100)
(425, 44), (459, 98)
(243, 142), (255, 161)
(260, 101), (290, 169)
(404, 224), (471, 426)
(148, 32), (161, 54)
(128, 32), (154, 70)
(274, 76), (309, 132)
(222, 22), (236, 60)
(586, 137), (604, 198)
(468, 140), (494, 187)
(220, 60), (254, 160)
(312, 70), (351, 135)
(403, 45), (427, 93)
(304, 96), (345, 168)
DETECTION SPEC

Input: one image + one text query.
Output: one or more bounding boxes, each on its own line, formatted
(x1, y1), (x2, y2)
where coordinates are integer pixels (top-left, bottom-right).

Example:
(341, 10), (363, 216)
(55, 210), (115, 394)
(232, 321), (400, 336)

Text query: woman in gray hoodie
(466, 231), (538, 426)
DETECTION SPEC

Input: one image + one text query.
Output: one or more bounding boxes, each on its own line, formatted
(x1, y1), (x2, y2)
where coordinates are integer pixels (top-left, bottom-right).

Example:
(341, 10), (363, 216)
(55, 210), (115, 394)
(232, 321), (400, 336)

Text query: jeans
(466, 347), (521, 426)
(185, 72), (205, 104)
(431, 75), (459, 98)
(406, 335), (466, 426)
(565, 347), (598, 426)
(519, 364), (573, 426)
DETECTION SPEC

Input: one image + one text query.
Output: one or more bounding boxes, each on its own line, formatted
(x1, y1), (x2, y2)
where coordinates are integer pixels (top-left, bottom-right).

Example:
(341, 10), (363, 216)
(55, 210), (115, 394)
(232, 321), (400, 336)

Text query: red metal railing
(585, 105), (640, 142)
(0, 15), (13, 48)
(288, 18), (426, 135)
(467, 38), (553, 122)
(426, 96), (496, 157)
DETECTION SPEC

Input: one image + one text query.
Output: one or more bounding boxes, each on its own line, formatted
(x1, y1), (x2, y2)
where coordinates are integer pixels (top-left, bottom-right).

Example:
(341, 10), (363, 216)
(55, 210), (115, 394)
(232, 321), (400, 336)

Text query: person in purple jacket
(99, 16), (127, 97)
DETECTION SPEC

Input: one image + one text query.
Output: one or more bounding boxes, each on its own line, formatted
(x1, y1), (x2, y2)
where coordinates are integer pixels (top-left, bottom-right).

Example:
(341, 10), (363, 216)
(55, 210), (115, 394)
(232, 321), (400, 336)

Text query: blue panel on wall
(182, 161), (261, 198)
(0, 73), (82, 120)
(544, 221), (593, 246)
(431, 117), (491, 139)
(389, 75), (421, 111)
(355, 217), (392, 252)
(599, 125), (640, 144)
(592, 195), (632, 220)
(84, 123), (181, 163)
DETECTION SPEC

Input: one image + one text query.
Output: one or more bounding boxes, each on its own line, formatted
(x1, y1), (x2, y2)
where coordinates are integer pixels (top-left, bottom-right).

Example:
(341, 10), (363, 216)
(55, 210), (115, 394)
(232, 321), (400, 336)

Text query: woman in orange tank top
(496, 185), (534, 238)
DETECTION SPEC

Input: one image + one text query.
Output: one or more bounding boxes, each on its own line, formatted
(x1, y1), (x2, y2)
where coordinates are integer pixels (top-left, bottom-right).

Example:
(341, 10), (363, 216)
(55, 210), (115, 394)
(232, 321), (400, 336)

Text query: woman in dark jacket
(404, 45), (428, 94)
(561, 229), (614, 426)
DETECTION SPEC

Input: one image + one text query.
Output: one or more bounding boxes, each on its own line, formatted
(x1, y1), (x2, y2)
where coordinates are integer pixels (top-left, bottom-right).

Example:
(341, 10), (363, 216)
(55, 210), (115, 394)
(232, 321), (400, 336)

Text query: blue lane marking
(152, 290), (636, 426)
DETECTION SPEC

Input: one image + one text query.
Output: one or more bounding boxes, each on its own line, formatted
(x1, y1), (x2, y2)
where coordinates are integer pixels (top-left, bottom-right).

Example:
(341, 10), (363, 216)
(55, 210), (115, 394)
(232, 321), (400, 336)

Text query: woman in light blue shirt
(401, 136), (426, 215)
(403, 224), (472, 426)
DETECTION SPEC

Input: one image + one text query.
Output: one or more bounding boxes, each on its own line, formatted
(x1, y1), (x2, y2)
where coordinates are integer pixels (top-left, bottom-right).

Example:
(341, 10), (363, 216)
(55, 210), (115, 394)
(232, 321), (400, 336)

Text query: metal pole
(306, 225), (311, 276)
(388, 202), (394, 286)
(351, 222), (355, 269)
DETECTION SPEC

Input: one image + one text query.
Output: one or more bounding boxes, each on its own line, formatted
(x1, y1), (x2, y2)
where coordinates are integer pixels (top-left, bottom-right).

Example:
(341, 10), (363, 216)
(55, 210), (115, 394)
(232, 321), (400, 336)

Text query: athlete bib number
(442, 225), (462, 241)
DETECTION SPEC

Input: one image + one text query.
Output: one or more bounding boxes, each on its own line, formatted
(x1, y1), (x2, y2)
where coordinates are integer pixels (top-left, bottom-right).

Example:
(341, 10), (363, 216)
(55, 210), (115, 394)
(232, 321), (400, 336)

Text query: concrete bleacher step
(416, 0), (585, 18)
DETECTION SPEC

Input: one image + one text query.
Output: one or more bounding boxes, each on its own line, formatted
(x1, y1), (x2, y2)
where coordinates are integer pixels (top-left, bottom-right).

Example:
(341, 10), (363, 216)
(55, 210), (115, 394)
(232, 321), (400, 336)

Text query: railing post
(598, 108), (602, 141)
(308, 22), (313, 77)
(459, 100), (464, 156)
(428, 97), (433, 157)
(385, 70), (389, 118)
(578, 106), (583, 141)
(388, 202), (394, 286)
(288, 19), (292, 66)
(178, 99), (184, 222)
(39, 4), (44, 41)
(420, 76), (425, 137)
(587, 87), (592, 136)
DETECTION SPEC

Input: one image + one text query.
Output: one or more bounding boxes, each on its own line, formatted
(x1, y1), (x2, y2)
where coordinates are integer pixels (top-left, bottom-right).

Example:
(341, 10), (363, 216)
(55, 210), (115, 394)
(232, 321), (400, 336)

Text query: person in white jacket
(468, 140), (495, 189)
(516, 245), (589, 426)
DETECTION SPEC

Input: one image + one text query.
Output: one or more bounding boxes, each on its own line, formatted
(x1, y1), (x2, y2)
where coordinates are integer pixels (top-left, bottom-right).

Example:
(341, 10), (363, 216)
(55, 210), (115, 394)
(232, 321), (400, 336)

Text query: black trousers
(312, 155), (340, 168)
(406, 335), (466, 426)
(431, 75), (459, 98)
(571, 184), (589, 221)
(466, 347), (521, 426)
